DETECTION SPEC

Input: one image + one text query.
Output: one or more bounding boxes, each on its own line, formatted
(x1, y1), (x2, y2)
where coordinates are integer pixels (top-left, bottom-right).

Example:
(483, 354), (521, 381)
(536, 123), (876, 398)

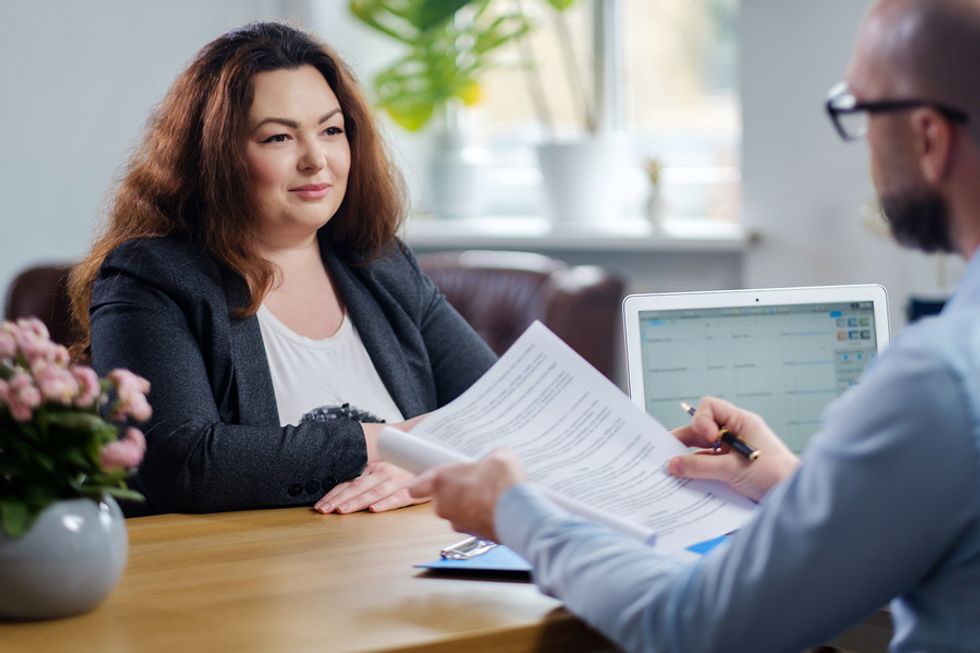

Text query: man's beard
(879, 189), (955, 254)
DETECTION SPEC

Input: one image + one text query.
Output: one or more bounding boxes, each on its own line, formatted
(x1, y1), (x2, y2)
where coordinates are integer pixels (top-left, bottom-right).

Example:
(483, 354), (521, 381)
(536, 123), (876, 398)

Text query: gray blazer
(90, 235), (496, 514)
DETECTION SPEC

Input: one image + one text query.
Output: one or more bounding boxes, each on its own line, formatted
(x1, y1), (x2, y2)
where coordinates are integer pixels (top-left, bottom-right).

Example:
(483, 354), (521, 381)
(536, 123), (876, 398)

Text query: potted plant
(514, 0), (633, 224)
(0, 318), (150, 620)
(350, 0), (531, 217)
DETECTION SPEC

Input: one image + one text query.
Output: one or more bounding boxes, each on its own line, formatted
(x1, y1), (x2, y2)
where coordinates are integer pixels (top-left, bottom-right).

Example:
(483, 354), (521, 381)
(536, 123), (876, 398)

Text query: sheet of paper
(381, 321), (756, 552)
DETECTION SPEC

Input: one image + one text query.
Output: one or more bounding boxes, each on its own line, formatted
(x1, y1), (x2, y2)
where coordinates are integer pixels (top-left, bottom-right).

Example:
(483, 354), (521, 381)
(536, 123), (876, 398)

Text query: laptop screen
(638, 301), (879, 452)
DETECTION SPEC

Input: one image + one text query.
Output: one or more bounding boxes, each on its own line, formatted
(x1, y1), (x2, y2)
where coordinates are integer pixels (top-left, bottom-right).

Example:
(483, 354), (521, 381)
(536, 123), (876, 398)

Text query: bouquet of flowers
(0, 318), (149, 538)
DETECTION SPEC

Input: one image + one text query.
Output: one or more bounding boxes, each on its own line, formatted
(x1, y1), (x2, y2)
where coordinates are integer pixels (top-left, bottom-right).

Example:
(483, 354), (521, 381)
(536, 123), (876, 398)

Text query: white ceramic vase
(0, 495), (127, 620)
(428, 115), (489, 219)
(536, 136), (629, 224)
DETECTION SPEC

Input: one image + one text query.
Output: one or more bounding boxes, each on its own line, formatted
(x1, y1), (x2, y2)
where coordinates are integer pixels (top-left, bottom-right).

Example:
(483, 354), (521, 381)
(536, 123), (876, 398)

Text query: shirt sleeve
(496, 339), (978, 652)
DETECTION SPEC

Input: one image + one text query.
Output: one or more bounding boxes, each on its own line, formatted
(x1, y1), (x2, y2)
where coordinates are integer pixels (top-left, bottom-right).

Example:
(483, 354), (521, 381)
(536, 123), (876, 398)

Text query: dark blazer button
(305, 480), (320, 495)
(321, 476), (336, 491)
(288, 483), (303, 497)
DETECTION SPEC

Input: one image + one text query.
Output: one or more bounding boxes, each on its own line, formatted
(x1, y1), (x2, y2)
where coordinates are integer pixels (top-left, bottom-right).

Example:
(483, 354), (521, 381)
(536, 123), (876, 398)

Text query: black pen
(680, 402), (761, 462)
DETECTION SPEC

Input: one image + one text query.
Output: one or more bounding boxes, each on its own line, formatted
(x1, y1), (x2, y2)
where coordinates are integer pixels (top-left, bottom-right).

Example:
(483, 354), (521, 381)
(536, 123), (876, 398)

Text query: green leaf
(103, 486), (145, 502)
(349, 0), (418, 43)
(34, 453), (56, 472)
(472, 14), (531, 54)
(45, 411), (108, 433)
(546, 0), (577, 10)
(63, 447), (92, 469)
(24, 483), (57, 510)
(0, 499), (37, 539)
(416, 0), (474, 32)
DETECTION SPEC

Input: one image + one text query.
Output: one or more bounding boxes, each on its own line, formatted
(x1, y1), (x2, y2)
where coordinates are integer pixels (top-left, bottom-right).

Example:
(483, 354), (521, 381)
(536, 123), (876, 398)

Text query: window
(476, 0), (740, 222)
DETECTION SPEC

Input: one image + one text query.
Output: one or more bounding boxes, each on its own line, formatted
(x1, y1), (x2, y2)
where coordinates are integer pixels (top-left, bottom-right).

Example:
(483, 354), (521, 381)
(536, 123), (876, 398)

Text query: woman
(67, 22), (496, 516)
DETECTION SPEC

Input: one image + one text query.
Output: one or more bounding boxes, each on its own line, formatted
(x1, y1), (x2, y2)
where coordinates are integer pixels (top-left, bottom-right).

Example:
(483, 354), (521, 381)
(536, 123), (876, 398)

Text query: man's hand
(408, 449), (526, 542)
(315, 461), (427, 513)
(669, 396), (801, 502)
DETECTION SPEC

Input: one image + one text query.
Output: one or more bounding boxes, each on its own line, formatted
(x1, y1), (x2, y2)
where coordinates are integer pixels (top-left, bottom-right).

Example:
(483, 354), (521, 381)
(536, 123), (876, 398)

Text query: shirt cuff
(495, 483), (569, 557)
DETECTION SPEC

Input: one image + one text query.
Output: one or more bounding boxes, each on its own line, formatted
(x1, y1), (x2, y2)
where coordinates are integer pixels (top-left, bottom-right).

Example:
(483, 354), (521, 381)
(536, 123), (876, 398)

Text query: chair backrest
(418, 250), (625, 379)
(5, 252), (627, 379)
(4, 264), (79, 350)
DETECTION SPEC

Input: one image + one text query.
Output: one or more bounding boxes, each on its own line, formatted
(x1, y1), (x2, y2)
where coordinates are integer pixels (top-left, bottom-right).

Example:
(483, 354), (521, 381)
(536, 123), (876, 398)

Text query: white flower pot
(0, 495), (127, 620)
(429, 128), (489, 219)
(536, 136), (629, 223)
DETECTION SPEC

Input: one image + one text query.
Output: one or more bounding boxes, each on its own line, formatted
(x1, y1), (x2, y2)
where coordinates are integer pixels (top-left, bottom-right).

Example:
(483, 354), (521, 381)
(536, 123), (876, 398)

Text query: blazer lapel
(222, 268), (280, 427)
(324, 251), (425, 419)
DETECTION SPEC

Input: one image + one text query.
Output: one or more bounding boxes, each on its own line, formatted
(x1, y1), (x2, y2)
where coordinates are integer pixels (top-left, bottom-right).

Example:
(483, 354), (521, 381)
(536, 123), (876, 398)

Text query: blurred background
(0, 0), (963, 361)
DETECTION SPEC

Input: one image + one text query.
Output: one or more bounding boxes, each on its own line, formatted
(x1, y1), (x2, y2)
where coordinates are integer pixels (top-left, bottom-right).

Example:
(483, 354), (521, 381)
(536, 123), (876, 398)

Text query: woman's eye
(322, 126), (344, 136)
(261, 134), (290, 144)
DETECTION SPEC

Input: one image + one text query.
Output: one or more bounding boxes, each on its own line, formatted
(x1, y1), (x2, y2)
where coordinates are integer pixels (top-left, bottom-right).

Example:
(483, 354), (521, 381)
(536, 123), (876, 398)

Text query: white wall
(0, 0), (284, 296)
(740, 0), (963, 329)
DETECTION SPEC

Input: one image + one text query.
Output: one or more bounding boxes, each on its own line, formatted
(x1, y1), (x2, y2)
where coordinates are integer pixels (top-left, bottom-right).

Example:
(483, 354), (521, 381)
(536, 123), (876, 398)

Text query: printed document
(380, 322), (756, 552)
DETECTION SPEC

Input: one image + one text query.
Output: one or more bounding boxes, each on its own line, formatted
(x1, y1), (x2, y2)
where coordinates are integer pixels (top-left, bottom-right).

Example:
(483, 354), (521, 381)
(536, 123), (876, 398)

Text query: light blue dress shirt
(497, 251), (980, 653)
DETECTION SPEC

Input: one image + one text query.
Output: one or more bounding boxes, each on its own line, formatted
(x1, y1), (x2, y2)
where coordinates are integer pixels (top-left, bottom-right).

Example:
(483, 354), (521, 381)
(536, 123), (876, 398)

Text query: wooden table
(0, 505), (614, 653)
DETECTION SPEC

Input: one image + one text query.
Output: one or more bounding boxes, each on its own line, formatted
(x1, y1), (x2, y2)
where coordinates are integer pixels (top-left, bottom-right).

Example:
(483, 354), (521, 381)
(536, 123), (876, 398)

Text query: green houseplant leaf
(350, 0), (531, 131)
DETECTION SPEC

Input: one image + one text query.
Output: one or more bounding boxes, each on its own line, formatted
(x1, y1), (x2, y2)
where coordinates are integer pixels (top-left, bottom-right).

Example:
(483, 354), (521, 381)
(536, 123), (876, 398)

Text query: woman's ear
(912, 107), (955, 185)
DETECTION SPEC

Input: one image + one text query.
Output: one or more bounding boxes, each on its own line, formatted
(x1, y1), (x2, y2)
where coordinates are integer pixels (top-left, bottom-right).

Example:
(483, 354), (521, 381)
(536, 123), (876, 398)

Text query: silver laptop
(623, 285), (890, 452)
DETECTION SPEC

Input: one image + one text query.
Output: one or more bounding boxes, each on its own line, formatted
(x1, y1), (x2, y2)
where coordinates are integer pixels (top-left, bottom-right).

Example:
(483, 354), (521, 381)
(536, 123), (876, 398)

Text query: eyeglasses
(825, 81), (969, 141)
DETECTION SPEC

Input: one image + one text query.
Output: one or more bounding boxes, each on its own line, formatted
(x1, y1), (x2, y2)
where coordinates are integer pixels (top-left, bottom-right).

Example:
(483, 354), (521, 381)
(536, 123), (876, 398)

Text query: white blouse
(256, 305), (404, 427)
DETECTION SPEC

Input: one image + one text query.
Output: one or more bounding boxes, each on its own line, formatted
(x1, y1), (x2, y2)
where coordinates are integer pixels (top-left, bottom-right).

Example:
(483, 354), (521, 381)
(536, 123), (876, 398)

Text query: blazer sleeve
(397, 242), (497, 404)
(90, 242), (368, 514)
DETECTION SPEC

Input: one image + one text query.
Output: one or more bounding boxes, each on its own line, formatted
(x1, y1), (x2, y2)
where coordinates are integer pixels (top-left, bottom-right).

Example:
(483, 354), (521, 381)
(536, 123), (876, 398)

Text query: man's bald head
(857, 0), (980, 133)
(847, 0), (980, 255)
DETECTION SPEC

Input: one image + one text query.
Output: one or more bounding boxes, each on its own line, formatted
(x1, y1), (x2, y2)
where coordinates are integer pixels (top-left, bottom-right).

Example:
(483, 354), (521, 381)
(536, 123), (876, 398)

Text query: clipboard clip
(440, 536), (497, 560)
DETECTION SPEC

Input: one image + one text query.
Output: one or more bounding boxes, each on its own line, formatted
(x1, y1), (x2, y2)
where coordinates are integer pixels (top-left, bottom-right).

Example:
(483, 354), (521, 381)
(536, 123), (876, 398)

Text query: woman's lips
(290, 183), (330, 200)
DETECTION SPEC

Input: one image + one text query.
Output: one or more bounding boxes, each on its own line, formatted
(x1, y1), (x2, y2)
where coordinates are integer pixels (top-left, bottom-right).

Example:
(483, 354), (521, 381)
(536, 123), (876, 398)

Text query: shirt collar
(942, 247), (980, 314)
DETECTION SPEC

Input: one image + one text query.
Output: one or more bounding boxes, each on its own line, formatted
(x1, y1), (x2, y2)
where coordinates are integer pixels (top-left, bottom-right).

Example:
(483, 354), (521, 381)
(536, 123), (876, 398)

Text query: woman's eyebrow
(252, 108), (342, 132)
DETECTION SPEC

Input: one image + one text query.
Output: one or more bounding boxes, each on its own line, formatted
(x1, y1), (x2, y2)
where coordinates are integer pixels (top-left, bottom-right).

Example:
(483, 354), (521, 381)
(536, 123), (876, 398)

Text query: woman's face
(245, 65), (351, 244)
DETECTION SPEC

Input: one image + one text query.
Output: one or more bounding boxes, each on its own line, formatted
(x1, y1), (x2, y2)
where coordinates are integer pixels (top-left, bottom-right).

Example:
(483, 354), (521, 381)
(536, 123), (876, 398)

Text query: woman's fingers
(315, 462), (418, 514)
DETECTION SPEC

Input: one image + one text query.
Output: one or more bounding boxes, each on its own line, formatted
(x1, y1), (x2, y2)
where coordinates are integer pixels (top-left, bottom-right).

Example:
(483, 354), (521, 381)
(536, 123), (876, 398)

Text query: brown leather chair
(3, 264), (79, 351)
(418, 251), (625, 379)
(5, 252), (625, 379)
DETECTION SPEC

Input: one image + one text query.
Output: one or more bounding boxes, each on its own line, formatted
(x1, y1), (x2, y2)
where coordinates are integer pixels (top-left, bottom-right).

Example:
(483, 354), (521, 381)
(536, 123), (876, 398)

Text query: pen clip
(440, 536), (497, 560)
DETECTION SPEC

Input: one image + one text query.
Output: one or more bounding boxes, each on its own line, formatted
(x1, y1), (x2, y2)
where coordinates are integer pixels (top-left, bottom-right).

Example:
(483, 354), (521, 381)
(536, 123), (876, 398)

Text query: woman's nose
(298, 138), (326, 172)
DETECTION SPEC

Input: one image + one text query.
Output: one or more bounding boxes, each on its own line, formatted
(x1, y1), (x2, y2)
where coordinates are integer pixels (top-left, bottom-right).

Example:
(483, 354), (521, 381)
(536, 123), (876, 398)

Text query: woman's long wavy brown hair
(67, 22), (404, 358)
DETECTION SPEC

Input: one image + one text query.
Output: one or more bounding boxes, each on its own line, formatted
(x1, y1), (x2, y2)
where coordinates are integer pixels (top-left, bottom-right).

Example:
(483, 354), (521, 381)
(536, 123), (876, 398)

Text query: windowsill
(403, 215), (756, 253)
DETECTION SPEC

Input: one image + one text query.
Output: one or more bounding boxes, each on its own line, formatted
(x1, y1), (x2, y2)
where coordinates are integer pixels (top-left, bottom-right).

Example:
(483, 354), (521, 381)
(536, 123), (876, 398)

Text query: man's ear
(912, 108), (955, 185)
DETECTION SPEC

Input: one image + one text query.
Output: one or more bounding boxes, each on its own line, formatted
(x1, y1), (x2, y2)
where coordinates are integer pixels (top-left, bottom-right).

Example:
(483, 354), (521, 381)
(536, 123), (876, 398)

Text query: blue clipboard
(415, 544), (532, 573)
(416, 534), (731, 575)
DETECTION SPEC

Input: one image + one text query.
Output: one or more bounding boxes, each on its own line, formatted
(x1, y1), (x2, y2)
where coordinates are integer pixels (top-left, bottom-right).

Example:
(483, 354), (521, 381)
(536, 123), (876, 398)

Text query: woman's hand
(315, 461), (427, 514)
(669, 396), (801, 502)
(318, 413), (435, 514)
(408, 449), (526, 542)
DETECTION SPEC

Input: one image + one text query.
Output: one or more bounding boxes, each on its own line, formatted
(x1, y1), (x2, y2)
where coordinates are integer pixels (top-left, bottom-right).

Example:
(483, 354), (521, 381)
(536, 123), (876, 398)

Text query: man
(408, 1), (980, 651)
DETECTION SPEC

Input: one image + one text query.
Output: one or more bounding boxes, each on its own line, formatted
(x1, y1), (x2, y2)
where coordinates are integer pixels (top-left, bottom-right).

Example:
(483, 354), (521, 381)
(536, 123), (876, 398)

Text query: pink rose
(100, 427), (147, 471)
(7, 372), (41, 422)
(109, 369), (152, 422)
(108, 369), (151, 396)
(49, 344), (70, 367)
(32, 360), (79, 405)
(71, 366), (102, 408)
(117, 392), (152, 422)
(15, 329), (48, 366)
(16, 318), (49, 341)
(0, 330), (15, 359)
